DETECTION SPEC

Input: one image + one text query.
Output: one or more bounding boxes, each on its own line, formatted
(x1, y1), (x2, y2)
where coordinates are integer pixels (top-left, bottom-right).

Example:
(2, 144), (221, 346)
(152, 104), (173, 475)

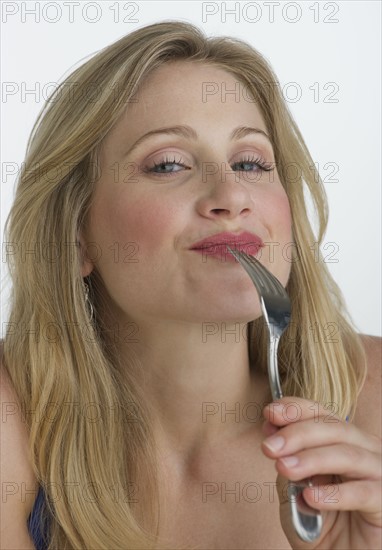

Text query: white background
(1, 0), (381, 337)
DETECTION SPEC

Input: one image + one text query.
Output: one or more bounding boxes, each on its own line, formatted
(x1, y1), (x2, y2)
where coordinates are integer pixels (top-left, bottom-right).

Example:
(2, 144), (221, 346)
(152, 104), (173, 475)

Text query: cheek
(256, 185), (293, 285)
(275, 189), (292, 237)
(258, 184), (292, 240)
(119, 196), (178, 253)
(85, 192), (179, 313)
(89, 191), (177, 261)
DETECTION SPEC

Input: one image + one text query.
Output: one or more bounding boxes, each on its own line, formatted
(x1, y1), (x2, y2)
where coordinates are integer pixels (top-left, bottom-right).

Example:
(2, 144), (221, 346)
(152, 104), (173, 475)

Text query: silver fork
(227, 246), (323, 543)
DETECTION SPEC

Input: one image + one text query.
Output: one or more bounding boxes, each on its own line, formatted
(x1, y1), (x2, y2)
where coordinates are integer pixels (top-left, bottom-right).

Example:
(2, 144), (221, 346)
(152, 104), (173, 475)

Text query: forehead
(109, 61), (268, 139)
(134, 61), (248, 100)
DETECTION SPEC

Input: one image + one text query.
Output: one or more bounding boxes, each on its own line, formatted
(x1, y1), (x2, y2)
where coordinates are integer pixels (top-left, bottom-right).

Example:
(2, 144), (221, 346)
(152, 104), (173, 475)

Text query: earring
(83, 280), (94, 322)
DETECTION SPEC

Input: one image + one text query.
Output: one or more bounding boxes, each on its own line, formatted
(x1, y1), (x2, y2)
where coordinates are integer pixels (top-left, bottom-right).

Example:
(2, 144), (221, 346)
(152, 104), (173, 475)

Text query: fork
(227, 246), (323, 543)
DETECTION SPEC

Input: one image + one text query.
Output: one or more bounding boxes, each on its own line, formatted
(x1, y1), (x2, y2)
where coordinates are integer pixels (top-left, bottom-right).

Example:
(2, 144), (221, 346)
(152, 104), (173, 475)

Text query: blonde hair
(3, 20), (366, 549)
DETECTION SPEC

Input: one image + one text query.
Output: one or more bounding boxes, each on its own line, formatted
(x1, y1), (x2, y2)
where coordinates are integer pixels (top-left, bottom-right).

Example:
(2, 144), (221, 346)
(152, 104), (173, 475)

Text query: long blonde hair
(2, 20), (366, 549)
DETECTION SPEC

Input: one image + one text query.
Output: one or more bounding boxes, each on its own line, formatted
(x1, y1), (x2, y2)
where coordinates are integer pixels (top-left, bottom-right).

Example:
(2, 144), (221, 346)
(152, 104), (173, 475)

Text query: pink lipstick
(190, 231), (263, 262)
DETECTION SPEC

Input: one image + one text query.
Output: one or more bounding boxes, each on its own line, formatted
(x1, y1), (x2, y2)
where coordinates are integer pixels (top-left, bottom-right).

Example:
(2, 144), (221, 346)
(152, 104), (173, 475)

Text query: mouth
(190, 231), (263, 262)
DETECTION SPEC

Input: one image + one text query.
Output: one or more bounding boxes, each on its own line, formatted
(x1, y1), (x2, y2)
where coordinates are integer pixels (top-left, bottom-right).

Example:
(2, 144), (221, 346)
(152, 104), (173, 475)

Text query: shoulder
(352, 334), (381, 439)
(0, 340), (38, 547)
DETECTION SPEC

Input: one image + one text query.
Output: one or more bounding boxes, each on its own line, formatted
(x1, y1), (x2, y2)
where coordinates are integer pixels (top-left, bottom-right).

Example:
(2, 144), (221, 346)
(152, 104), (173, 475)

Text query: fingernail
(263, 435), (285, 452)
(280, 455), (299, 467)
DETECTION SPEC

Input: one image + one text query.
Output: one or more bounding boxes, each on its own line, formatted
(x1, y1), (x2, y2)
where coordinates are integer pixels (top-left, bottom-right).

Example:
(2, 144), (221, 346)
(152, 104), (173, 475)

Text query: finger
(263, 397), (342, 426)
(276, 473), (337, 506)
(275, 444), (381, 482)
(262, 420), (279, 437)
(262, 417), (381, 458)
(303, 479), (382, 517)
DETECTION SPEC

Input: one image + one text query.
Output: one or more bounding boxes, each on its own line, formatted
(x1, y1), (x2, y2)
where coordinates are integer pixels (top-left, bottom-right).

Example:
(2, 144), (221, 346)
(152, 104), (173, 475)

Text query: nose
(195, 162), (253, 221)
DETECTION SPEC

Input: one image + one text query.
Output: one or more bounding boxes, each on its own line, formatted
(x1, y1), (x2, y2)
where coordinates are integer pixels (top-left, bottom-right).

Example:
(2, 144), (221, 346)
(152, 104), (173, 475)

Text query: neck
(112, 317), (271, 466)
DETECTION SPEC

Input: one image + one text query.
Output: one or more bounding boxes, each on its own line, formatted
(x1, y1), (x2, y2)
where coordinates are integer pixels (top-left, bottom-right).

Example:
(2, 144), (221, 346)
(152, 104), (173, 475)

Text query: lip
(190, 231), (264, 262)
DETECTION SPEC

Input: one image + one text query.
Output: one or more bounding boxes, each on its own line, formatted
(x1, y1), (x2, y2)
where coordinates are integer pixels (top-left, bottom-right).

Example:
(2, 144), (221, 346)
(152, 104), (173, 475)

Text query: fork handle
(267, 335), (283, 401)
(267, 334), (323, 542)
(287, 479), (323, 542)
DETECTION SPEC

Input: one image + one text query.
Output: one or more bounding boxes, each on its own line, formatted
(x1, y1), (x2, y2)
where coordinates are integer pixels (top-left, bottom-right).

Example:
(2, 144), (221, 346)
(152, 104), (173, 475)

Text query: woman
(1, 20), (380, 550)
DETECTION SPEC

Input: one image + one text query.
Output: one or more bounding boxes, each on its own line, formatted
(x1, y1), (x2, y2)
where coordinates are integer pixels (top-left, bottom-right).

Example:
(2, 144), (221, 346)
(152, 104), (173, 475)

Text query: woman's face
(81, 61), (293, 325)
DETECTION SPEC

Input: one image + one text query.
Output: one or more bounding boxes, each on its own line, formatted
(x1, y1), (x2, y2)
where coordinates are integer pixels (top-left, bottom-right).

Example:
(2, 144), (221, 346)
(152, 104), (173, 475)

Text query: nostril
(212, 209), (228, 214)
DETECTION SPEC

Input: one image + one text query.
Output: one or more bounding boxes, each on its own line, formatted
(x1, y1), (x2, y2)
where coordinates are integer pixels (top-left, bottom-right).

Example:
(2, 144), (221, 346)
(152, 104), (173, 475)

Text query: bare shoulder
(0, 340), (37, 549)
(352, 334), (382, 439)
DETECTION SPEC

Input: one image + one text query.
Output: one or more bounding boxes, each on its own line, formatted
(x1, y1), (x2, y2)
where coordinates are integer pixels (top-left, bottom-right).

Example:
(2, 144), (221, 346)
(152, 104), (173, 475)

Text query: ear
(78, 232), (94, 278)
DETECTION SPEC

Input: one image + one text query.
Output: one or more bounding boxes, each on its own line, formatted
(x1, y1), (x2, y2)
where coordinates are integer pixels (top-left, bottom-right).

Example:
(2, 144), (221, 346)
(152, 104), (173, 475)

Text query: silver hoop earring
(83, 280), (94, 322)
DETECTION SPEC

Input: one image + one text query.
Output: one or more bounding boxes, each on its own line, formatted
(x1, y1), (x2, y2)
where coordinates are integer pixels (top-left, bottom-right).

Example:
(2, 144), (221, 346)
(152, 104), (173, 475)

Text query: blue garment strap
(27, 486), (50, 550)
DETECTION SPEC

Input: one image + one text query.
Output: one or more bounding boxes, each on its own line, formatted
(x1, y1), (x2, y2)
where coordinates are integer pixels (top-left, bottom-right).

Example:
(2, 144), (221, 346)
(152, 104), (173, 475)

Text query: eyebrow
(124, 125), (273, 157)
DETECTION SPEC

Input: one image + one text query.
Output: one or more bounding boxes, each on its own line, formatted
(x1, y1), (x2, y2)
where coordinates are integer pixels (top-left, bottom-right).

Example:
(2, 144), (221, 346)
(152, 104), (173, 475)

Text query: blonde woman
(1, 21), (380, 550)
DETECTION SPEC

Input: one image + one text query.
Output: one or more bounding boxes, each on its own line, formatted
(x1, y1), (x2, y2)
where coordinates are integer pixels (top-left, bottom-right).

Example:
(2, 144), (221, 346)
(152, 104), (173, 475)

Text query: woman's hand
(261, 397), (382, 550)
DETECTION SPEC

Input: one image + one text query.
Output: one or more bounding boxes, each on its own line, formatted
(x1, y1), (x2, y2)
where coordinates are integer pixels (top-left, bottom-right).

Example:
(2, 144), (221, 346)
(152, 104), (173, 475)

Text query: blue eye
(231, 156), (274, 173)
(142, 155), (274, 178)
(142, 156), (190, 176)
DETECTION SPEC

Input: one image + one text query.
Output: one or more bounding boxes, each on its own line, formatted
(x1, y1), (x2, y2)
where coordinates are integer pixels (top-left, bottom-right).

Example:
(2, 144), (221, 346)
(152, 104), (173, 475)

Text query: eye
(141, 154), (274, 179)
(231, 155), (274, 173)
(142, 155), (191, 178)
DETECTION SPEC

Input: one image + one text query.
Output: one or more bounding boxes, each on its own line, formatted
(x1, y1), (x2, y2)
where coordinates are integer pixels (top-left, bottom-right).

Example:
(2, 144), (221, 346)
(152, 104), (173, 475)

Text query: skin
(76, 61), (382, 549)
(81, 60), (293, 456)
(0, 62), (380, 550)
(262, 395), (382, 549)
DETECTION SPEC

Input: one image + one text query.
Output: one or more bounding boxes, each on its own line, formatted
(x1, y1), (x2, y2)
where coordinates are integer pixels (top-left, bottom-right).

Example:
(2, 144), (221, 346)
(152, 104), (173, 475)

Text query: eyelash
(142, 155), (274, 178)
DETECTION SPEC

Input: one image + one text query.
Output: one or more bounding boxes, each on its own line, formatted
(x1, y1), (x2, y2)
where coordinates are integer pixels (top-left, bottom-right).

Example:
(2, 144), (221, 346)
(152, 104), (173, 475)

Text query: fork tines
(226, 246), (286, 298)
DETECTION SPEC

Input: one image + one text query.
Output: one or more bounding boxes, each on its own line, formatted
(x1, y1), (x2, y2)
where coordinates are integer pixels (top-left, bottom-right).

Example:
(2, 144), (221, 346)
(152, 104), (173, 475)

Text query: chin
(196, 304), (264, 325)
